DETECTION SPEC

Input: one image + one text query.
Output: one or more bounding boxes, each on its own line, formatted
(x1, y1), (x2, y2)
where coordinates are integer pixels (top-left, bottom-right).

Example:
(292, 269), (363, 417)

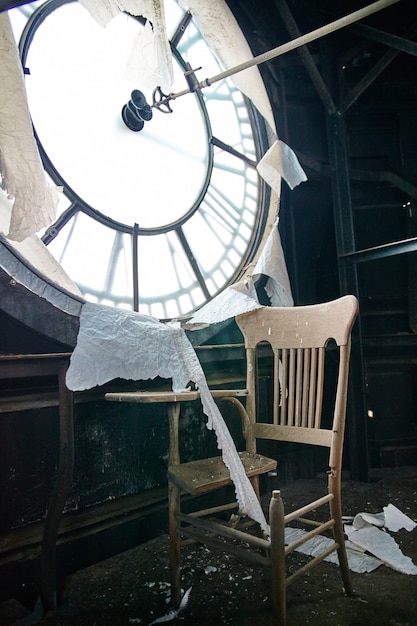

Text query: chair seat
(168, 451), (277, 496)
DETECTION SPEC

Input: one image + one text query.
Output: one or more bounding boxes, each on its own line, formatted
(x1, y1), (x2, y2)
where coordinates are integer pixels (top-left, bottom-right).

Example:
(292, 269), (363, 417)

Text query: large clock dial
(12, 0), (271, 319)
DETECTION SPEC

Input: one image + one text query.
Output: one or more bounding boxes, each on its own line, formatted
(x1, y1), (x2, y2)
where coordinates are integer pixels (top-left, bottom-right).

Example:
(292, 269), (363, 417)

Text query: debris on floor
(344, 503), (417, 575)
(1, 466), (416, 626)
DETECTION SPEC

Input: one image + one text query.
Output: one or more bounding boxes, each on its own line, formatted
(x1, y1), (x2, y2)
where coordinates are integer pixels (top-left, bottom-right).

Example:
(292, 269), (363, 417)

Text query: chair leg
(329, 474), (354, 597)
(168, 481), (182, 607)
(269, 490), (286, 626)
(333, 510), (354, 596)
(334, 521), (354, 596)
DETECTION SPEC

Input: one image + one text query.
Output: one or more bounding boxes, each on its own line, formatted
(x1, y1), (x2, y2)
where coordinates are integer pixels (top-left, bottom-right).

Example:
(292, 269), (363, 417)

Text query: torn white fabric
(172, 326), (269, 534)
(0, 189), (82, 298)
(253, 222), (294, 307)
(66, 302), (269, 534)
(257, 139), (307, 191)
(79, 0), (173, 92)
(66, 303), (190, 392)
(184, 278), (262, 328)
(351, 504), (416, 533)
(351, 511), (385, 529)
(124, 19), (169, 91)
(285, 527), (382, 574)
(343, 504), (417, 575)
(345, 524), (417, 575)
(287, 501), (417, 576)
(78, 0), (119, 26)
(0, 13), (59, 242)
(384, 503), (417, 532)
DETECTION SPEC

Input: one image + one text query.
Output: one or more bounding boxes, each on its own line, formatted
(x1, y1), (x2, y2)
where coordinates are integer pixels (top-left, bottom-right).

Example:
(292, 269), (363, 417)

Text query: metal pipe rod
(162, 0), (400, 105)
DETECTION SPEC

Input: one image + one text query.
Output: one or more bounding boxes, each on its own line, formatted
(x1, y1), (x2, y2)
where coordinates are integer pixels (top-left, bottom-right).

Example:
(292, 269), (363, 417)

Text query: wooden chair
(168, 295), (358, 624)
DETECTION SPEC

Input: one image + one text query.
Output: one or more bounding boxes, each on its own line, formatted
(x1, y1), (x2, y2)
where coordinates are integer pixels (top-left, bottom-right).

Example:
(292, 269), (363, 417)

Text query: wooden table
(105, 388), (248, 468)
(105, 390), (201, 466)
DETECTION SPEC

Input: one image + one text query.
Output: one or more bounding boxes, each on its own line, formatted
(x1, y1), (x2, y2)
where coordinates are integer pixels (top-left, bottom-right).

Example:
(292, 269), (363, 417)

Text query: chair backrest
(235, 295), (358, 470)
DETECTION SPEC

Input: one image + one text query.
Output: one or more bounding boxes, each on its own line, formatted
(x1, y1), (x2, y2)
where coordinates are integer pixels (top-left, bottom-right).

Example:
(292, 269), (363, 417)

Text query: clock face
(13, 0), (271, 319)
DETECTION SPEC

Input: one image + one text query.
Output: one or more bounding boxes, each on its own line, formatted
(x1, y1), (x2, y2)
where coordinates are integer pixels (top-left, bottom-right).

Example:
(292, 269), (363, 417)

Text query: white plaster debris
(343, 503), (417, 575)
(285, 527), (382, 574)
(286, 503), (417, 575)
(148, 587), (191, 625)
(384, 503), (417, 532)
(136, 505), (416, 623)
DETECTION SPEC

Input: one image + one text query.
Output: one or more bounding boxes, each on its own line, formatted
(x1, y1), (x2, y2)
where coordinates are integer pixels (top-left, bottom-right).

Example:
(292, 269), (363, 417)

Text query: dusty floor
(2, 466), (417, 626)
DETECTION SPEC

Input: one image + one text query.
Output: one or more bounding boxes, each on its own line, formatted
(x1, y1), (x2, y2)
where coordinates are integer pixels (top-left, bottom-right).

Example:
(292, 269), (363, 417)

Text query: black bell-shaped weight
(122, 90), (153, 131)
(131, 89), (147, 110)
(121, 104), (144, 132)
(138, 103), (153, 121)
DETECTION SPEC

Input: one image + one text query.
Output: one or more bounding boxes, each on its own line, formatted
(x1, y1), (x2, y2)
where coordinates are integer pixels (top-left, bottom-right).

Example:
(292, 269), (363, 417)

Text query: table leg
(40, 361), (74, 611)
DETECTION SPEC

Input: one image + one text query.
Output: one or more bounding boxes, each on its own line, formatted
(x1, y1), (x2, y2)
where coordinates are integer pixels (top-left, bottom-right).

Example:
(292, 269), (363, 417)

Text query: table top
(105, 388), (248, 403)
(105, 390), (200, 403)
